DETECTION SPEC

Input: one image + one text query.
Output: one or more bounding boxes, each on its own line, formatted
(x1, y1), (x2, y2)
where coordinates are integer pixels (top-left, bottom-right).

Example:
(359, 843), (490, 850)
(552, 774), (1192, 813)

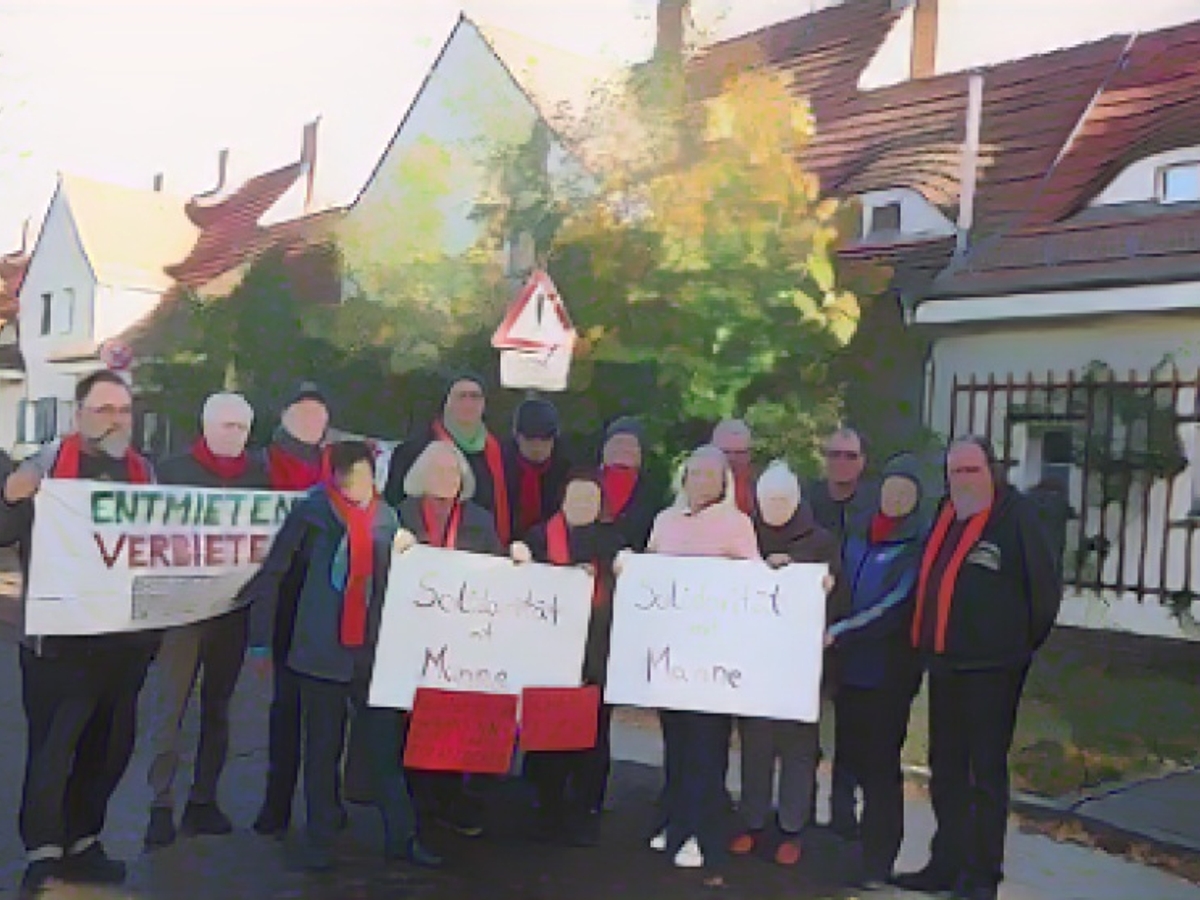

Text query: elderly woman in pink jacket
(629, 444), (759, 887)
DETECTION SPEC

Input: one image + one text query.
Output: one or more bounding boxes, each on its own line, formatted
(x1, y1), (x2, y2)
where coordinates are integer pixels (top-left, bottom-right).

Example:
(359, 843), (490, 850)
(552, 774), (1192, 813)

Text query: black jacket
(396, 496), (504, 556)
(246, 488), (398, 684)
(807, 477), (879, 545)
(526, 518), (629, 685)
(599, 467), (662, 552)
(157, 446), (271, 490)
(502, 440), (572, 540)
(916, 487), (1062, 670)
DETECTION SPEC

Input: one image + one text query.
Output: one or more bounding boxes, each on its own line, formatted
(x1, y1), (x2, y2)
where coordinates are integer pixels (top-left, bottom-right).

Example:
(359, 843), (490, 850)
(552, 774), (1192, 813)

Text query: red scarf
(52, 432), (151, 483)
(869, 512), (902, 544)
(516, 455), (552, 535)
(326, 485), (378, 649)
(600, 466), (637, 521)
(191, 438), (248, 481)
(268, 443), (331, 491)
(546, 513), (604, 608)
(432, 420), (511, 545)
(911, 501), (993, 653)
(421, 497), (463, 549)
(733, 468), (755, 516)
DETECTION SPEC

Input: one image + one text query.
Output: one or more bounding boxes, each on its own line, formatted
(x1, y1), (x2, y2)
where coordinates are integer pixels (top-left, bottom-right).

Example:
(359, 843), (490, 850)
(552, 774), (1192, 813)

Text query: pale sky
(0, 0), (1197, 251)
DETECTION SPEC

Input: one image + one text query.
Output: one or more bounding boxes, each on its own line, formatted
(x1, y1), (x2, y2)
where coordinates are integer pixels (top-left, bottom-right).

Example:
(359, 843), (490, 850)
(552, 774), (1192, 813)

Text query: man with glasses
(808, 427), (879, 841)
(1, 370), (156, 896)
(712, 419), (756, 515)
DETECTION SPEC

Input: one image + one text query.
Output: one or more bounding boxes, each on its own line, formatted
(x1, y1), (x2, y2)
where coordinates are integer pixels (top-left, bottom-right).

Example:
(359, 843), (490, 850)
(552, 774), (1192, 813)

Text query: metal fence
(948, 366), (1199, 605)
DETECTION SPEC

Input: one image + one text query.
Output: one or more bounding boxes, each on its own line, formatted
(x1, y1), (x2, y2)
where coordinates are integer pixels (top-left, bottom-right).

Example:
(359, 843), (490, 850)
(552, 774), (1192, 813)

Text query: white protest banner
(368, 544), (593, 710)
(604, 554), (827, 722)
(25, 480), (302, 636)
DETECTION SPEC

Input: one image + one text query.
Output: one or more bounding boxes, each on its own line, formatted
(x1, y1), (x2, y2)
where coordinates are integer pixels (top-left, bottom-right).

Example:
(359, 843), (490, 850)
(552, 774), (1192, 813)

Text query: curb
(902, 763), (1200, 866)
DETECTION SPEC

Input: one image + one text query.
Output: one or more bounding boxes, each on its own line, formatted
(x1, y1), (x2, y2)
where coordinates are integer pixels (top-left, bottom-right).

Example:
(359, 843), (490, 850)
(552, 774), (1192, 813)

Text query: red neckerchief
(912, 501), (993, 653)
(869, 512), (902, 544)
(600, 465), (637, 521)
(325, 485), (379, 649)
(267, 442), (331, 490)
(431, 420), (511, 544)
(191, 438), (248, 481)
(546, 512), (604, 608)
(733, 468), (755, 515)
(516, 455), (552, 535)
(52, 432), (151, 483)
(422, 497), (463, 549)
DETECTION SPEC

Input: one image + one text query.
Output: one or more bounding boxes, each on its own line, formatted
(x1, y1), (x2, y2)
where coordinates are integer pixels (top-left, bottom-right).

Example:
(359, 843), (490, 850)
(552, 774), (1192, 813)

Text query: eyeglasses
(824, 449), (860, 460)
(82, 405), (133, 416)
(451, 390), (485, 401)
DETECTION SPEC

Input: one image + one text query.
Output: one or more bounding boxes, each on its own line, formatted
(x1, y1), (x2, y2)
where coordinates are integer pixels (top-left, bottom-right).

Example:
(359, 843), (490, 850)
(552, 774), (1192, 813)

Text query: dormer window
(867, 202), (902, 236)
(1159, 163), (1200, 204)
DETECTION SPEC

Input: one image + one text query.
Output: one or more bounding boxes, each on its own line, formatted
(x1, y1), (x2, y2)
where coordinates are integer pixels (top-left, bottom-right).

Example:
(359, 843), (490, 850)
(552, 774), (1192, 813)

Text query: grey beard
(91, 430), (131, 459)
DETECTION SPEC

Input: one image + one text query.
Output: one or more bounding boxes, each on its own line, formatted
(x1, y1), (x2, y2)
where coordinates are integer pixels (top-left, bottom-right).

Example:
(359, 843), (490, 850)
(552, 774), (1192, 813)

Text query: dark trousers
(829, 757), (860, 827)
(927, 665), (1029, 889)
(835, 678), (919, 875)
(529, 704), (614, 818)
(20, 643), (153, 854)
(355, 700), (417, 852)
(260, 663), (302, 823)
(660, 710), (732, 866)
(148, 610), (247, 808)
(296, 673), (350, 853)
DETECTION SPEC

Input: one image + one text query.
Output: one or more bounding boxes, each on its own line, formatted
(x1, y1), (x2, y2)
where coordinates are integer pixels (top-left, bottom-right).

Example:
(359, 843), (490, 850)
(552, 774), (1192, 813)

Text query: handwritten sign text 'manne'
(368, 545), (593, 710)
(604, 554), (827, 722)
(26, 481), (302, 636)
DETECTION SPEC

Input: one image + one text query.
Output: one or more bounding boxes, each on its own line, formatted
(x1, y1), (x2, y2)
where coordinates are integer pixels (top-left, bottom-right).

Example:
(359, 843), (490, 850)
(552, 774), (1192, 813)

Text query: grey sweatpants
(147, 611), (248, 810)
(737, 717), (820, 834)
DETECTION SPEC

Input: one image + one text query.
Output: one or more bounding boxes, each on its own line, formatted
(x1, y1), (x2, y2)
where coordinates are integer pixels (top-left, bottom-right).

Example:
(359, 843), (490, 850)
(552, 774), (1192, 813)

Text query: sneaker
(60, 843), (127, 885)
(728, 831), (758, 855)
(649, 830), (668, 852)
(144, 807), (177, 849)
(890, 865), (961, 894)
(673, 837), (704, 869)
(19, 859), (61, 899)
(774, 836), (802, 866)
(181, 801), (233, 836)
(253, 805), (290, 839)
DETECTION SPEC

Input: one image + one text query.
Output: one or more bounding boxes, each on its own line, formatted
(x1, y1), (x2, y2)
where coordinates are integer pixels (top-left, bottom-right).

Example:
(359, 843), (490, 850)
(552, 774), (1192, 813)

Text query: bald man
(145, 393), (271, 849)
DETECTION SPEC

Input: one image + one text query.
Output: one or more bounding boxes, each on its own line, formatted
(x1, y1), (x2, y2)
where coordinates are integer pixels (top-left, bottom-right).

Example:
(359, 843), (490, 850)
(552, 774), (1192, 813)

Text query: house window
(56, 288), (75, 335)
(19, 397), (58, 444)
(1159, 163), (1200, 204)
(40, 293), (52, 336)
(867, 202), (902, 236)
(1040, 428), (1073, 489)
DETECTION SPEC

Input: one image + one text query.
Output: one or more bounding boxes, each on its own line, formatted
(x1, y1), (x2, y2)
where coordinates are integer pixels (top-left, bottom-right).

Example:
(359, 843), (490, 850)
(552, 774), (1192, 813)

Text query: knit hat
(513, 398), (560, 439)
(756, 459), (800, 506)
(881, 452), (924, 497)
(288, 381), (328, 409)
(603, 416), (645, 448)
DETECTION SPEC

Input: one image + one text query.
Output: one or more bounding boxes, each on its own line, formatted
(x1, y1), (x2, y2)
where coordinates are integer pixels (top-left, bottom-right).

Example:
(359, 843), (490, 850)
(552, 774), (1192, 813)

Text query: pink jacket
(646, 502), (761, 560)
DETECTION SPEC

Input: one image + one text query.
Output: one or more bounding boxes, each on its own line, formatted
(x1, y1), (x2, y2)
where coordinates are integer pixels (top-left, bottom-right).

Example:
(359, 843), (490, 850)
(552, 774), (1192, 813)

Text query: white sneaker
(673, 837), (704, 868)
(649, 831), (667, 852)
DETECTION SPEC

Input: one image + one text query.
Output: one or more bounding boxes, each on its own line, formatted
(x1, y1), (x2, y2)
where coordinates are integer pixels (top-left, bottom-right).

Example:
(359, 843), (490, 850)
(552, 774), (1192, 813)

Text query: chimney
(956, 72), (985, 256)
(910, 0), (938, 79)
(655, 0), (689, 62)
(301, 118), (320, 213)
(152, 173), (164, 192)
(18, 218), (30, 255)
(213, 148), (229, 195)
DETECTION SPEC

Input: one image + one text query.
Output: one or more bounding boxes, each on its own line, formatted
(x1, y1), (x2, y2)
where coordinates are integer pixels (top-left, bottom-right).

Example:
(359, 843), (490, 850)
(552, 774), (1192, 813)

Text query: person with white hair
(145, 392), (271, 849)
(637, 445), (759, 887)
(392, 440), (505, 839)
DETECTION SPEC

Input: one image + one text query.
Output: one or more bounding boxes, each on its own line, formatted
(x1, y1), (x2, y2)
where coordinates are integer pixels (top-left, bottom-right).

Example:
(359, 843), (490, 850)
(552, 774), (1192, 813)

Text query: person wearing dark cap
(826, 453), (928, 889)
(596, 416), (660, 552)
(253, 381), (339, 838)
(384, 372), (513, 545)
(504, 397), (572, 541)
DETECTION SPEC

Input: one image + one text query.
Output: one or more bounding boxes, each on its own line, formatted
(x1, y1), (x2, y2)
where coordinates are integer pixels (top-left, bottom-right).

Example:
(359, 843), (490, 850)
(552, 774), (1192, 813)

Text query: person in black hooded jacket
(827, 453), (928, 889)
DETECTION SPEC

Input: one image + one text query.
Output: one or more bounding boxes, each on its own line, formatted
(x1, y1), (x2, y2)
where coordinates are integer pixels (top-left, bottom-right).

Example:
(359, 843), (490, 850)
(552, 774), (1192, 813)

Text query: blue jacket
(829, 517), (925, 690)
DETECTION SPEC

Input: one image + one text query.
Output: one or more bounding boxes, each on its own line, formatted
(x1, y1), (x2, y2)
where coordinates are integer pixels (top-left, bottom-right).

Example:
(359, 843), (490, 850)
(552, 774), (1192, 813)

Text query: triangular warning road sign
(492, 270), (575, 351)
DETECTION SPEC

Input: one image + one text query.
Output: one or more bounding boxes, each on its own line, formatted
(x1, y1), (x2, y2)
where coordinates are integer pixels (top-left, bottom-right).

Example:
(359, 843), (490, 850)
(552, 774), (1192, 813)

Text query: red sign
(491, 269), (575, 352)
(519, 685), (601, 752)
(403, 688), (518, 775)
(99, 340), (134, 372)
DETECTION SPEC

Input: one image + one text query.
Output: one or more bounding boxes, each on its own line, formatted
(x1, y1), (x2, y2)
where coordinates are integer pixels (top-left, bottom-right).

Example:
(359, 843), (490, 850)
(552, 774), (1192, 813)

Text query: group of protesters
(1, 366), (1062, 900)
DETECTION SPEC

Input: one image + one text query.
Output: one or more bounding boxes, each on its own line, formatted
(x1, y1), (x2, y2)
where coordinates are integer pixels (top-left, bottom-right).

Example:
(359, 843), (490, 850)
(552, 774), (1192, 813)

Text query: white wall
(860, 187), (957, 239)
(1090, 145), (1200, 207)
(17, 187), (98, 431)
(926, 312), (1200, 640)
(343, 19), (594, 280)
(92, 284), (162, 346)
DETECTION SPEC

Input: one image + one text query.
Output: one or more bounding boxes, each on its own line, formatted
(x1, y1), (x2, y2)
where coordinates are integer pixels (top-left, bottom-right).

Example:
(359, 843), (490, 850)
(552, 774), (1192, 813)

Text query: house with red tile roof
(689, 0), (1200, 637)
